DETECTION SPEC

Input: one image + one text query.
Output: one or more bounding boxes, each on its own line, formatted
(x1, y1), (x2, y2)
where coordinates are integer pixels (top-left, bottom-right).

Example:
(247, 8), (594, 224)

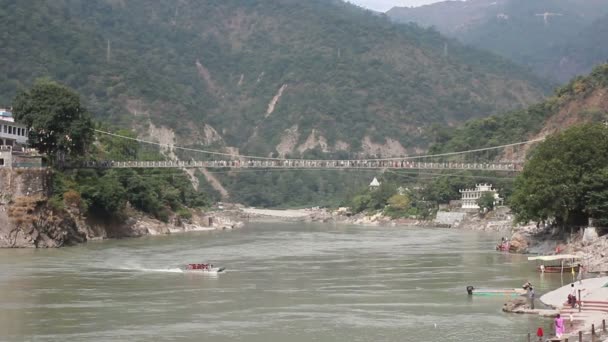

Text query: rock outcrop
(0, 169), (84, 248)
(502, 298), (529, 313)
(0, 169), (243, 248)
(509, 232), (529, 253)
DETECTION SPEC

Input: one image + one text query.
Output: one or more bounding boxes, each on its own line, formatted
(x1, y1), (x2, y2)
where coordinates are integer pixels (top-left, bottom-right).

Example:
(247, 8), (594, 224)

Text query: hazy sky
(349, 0), (449, 12)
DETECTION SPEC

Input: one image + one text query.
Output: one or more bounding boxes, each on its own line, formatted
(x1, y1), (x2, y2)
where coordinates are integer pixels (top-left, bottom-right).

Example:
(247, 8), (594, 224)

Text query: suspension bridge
(76, 130), (544, 173)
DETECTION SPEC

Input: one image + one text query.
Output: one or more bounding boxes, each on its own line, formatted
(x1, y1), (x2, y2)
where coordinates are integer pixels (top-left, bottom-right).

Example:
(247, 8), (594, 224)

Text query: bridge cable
(94, 129), (544, 162)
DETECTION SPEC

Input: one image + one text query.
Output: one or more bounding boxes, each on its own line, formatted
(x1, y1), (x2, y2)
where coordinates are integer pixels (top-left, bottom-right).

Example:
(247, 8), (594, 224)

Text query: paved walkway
(541, 277), (608, 340)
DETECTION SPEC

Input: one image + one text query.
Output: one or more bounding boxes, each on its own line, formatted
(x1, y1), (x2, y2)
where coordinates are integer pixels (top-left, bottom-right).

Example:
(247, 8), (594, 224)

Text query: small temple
(369, 177), (380, 190)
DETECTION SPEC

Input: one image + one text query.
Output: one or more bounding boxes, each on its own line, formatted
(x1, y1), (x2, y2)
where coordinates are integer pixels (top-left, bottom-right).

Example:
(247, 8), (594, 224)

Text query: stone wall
(0, 168), (49, 199)
(434, 211), (467, 227)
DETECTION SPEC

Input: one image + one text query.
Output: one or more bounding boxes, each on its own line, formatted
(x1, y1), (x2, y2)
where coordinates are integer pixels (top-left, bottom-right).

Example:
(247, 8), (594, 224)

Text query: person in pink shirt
(555, 314), (565, 338)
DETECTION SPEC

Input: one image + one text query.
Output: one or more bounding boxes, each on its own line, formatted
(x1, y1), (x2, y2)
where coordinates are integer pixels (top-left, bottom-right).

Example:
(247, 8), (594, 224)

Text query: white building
(459, 184), (503, 209)
(0, 109), (28, 146)
(0, 108), (38, 169)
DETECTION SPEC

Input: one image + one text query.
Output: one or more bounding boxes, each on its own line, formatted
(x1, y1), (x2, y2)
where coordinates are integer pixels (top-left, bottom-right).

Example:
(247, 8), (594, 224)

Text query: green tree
(368, 182), (397, 211)
(387, 194), (411, 210)
(351, 193), (372, 213)
(384, 193), (411, 218)
(12, 79), (93, 164)
(510, 123), (608, 226)
(582, 168), (608, 227)
(477, 192), (496, 212)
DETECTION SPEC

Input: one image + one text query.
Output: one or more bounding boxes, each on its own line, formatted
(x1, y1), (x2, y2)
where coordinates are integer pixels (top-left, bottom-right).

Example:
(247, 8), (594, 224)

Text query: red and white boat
(182, 263), (226, 273)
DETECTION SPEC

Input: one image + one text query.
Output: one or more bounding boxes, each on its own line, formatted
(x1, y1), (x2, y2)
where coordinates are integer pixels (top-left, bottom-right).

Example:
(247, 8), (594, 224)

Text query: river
(0, 223), (568, 341)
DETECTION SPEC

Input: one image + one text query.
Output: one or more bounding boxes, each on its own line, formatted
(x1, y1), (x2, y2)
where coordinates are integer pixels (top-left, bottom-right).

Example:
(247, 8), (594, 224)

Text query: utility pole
(106, 39), (111, 63)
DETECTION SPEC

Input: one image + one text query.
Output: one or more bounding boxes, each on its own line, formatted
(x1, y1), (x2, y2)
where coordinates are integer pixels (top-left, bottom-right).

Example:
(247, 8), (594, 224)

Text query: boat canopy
(527, 254), (581, 261)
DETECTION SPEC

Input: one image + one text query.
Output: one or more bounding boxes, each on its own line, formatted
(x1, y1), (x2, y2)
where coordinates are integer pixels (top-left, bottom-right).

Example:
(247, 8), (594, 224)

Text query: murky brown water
(0, 223), (566, 341)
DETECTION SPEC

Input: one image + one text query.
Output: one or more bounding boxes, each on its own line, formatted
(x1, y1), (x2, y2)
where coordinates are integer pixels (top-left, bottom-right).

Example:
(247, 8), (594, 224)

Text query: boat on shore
(527, 254), (581, 273)
(496, 241), (510, 251)
(182, 263), (226, 273)
(466, 286), (527, 296)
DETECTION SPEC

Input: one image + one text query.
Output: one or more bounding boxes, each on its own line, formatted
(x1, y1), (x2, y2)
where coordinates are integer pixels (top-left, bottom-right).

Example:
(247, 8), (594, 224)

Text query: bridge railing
(74, 159), (522, 171)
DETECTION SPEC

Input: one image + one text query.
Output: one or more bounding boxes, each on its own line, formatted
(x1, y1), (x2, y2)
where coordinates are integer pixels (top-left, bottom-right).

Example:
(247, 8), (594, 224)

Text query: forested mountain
(387, 0), (608, 82)
(0, 0), (549, 158)
(429, 64), (608, 155)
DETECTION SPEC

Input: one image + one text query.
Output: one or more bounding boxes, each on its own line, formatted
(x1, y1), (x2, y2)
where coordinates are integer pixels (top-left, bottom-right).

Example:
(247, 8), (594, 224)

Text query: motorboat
(466, 286), (527, 296)
(182, 263), (226, 273)
(527, 254), (581, 273)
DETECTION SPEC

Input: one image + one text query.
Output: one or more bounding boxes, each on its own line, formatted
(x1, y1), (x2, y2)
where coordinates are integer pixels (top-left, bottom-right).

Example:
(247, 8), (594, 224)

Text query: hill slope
(0, 0), (549, 157)
(429, 64), (608, 155)
(388, 0), (608, 82)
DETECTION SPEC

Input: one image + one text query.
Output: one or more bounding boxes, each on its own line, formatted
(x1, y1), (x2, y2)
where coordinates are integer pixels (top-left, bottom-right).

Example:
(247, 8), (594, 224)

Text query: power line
(94, 129), (543, 162)
(94, 129), (282, 161)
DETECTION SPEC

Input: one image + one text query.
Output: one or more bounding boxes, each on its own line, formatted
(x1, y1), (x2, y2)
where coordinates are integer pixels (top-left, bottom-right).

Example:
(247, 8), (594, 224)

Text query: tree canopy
(477, 192), (496, 212)
(510, 123), (608, 226)
(12, 79), (93, 163)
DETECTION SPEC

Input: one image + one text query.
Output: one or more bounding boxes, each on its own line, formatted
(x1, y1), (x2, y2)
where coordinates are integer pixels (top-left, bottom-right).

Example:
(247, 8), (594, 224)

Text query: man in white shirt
(569, 283), (577, 308)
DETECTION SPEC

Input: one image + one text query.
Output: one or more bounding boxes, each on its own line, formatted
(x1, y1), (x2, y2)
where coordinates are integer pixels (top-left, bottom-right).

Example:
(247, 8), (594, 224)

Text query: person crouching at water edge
(528, 286), (535, 310)
(554, 314), (565, 338)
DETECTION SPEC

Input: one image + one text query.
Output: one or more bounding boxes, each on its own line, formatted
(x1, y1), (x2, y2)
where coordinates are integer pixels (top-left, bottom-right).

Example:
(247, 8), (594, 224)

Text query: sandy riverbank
(239, 207), (434, 227)
(241, 208), (315, 219)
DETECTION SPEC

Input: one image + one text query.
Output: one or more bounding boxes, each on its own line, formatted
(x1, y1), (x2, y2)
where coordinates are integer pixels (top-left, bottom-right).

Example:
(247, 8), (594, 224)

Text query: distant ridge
(388, 0), (608, 82)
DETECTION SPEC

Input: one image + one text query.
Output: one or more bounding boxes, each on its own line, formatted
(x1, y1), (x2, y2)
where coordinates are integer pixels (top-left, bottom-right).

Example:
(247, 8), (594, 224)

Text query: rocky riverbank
(0, 168), (244, 248)
(0, 198), (243, 249)
(509, 223), (608, 274)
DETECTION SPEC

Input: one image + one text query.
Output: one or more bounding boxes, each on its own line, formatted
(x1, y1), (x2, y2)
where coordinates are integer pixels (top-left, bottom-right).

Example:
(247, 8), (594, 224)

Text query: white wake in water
(116, 265), (223, 275)
(113, 262), (185, 273)
(135, 267), (185, 273)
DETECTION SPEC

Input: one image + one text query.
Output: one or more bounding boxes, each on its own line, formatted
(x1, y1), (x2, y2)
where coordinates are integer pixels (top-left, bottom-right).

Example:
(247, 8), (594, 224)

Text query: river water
(0, 223), (568, 342)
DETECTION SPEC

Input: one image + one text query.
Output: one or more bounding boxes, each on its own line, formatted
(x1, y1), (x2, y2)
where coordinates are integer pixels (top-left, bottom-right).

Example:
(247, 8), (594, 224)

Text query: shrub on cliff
(62, 190), (82, 208)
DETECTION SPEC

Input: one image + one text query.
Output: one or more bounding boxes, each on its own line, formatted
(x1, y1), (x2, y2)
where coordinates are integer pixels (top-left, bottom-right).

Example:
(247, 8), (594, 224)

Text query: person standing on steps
(577, 263), (585, 284)
(569, 283), (577, 308)
(555, 314), (565, 338)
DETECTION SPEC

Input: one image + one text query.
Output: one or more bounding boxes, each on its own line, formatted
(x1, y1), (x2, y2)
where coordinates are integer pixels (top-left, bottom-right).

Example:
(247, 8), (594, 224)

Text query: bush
(176, 207), (192, 220)
(48, 196), (65, 212)
(63, 190), (82, 208)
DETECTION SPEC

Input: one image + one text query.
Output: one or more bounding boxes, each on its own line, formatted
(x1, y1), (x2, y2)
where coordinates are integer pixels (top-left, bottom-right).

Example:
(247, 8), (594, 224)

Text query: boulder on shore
(509, 233), (529, 253)
(502, 298), (528, 313)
